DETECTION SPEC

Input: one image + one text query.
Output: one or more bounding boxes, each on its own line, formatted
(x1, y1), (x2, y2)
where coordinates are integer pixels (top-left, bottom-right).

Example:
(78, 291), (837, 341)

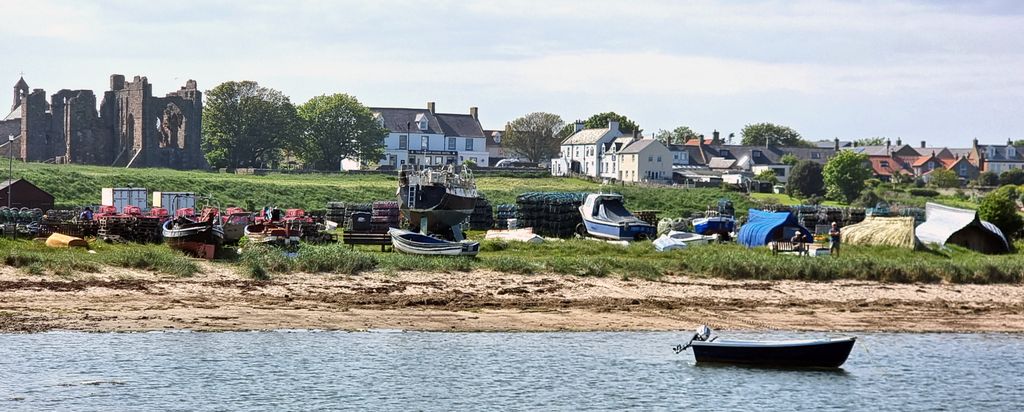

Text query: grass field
(11, 162), (755, 218)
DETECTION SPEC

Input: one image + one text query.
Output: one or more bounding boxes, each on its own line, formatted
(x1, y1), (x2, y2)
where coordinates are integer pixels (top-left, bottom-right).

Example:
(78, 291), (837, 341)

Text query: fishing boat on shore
(692, 199), (736, 237)
(653, 230), (711, 251)
(221, 207), (252, 244)
(674, 325), (856, 368)
(389, 228), (480, 256)
(398, 165), (478, 239)
(162, 207), (224, 259)
(577, 193), (656, 241)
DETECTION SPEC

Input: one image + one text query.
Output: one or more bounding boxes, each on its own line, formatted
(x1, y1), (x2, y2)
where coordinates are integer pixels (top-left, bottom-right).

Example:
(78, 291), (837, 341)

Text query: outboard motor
(674, 325), (714, 353)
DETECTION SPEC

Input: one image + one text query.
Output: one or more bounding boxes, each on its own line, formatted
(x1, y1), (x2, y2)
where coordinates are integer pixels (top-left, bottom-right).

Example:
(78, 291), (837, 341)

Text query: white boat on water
(653, 230), (712, 251)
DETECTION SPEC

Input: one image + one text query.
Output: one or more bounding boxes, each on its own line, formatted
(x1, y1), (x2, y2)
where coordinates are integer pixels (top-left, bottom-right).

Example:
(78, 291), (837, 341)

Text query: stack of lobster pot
(326, 202), (347, 227)
(494, 204), (517, 230)
(370, 201), (401, 233)
(469, 197), (494, 230)
(515, 192), (584, 238)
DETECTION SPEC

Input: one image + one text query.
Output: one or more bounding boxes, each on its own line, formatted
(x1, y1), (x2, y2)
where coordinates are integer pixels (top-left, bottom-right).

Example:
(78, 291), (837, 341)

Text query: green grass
(0, 238), (199, 277)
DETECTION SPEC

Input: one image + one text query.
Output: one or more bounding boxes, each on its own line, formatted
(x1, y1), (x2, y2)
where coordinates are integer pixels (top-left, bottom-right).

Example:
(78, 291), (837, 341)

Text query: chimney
(972, 138), (979, 149)
(427, 101), (436, 114)
(608, 120), (620, 133)
(834, 137), (840, 152)
(713, 129), (720, 144)
(574, 120), (585, 133)
(1009, 138), (1014, 146)
(896, 137), (902, 146)
(920, 140), (926, 149)
(469, 107), (478, 120)
(886, 138), (891, 154)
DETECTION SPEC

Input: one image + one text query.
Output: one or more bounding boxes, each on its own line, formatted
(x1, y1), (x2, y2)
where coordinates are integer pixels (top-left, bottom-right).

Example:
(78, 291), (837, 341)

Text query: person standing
(829, 221), (841, 256)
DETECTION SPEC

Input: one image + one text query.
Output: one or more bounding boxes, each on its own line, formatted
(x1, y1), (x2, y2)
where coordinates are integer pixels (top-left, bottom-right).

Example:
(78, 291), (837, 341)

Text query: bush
(1000, 168), (1024, 186)
(976, 171), (999, 187)
(979, 186), (1024, 239)
(908, 188), (939, 197)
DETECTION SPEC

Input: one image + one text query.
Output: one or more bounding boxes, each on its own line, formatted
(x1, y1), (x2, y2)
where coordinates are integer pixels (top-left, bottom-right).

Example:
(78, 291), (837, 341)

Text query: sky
(2, 0), (1023, 147)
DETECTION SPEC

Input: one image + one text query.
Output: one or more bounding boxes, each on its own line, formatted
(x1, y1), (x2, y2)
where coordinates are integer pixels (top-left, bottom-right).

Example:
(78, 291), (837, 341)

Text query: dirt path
(2, 263), (1023, 333)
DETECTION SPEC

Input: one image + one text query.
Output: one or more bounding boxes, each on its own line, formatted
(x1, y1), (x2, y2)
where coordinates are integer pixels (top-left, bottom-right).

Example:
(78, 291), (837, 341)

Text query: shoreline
(2, 264), (1023, 334)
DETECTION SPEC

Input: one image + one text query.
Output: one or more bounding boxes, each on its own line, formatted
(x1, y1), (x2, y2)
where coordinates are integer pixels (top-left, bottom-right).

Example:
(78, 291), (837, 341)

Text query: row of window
(397, 135), (475, 151)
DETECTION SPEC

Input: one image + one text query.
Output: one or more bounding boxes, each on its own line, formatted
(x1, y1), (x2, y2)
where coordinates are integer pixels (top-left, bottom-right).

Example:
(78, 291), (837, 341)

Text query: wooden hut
(0, 179), (54, 210)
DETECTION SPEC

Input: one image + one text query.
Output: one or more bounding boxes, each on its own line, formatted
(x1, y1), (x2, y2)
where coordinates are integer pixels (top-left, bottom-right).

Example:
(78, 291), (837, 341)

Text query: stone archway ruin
(161, 103), (185, 149)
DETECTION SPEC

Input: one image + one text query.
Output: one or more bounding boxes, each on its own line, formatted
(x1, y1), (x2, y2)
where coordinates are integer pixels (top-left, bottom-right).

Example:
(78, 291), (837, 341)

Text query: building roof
(562, 127), (613, 145)
(3, 107), (20, 121)
(868, 156), (912, 177)
(0, 119), (20, 138)
(978, 144), (1024, 162)
(14, 77), (27, 89)
(707, 157), (736, 169)
(434, 113), (484, 138)
(619, 138), (664, 154)
(370, 108), (445, 135)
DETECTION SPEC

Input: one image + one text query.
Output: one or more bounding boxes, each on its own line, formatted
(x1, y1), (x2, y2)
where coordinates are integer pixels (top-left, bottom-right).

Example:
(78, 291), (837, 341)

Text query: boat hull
(581, 218), (656, 241)
(692, 216), (735, 235)
(244, 223), (302, 247)
(400, 185), (476, 233)
(162, 220), (224, 258)
(389, 228), (480, 256)
(691, 337), (856, 368)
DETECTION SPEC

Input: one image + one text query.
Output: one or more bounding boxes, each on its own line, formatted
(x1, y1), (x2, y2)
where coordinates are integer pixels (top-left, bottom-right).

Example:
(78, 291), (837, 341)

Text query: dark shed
(0, 179), (55, 210)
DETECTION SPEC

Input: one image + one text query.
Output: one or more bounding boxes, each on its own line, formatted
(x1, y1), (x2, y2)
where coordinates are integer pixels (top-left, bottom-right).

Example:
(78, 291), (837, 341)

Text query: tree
(655, 126), (699, 145)
(854, 137), (886, 146)
(929, 168), (961, 188)
(999, 168), (1024, 186)
(202, 81), (300, 169)
(582, 112), (639, 134)
(293, 93), (387, 171)
(740, 123), (807, 147)
(503, 112), (565, 163)
(787, 160), (825, 198)
(978, 185), (1023, 240)
(823, 150), (873, 203)
(754, 169), (778, 185)
(1014, 139), (1024, 147)
(780, 153), (799, 166)
(976, 171), (999, 187)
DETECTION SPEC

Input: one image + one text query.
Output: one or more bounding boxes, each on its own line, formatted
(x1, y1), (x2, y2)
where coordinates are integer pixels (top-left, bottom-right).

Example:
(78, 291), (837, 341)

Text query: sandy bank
(1, 263), (1022, 333)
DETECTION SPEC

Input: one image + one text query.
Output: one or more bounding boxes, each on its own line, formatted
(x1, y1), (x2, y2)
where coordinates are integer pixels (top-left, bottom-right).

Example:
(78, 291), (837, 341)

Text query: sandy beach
(2, 263), (1023, 333)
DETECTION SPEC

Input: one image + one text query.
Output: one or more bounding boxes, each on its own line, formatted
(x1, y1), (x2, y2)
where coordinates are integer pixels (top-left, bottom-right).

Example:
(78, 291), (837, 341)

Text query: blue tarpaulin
(738, 209), (813, 247)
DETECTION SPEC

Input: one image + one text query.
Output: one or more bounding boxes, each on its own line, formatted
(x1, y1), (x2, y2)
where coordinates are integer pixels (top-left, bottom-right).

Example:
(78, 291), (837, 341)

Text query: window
(399, 135), (408, 150)
(752, 150), (762, 157)
(1009, 146), (1017, 158)
(880, 160), (890, 168)
(657, 156), (662, 162)
(988, 146), (996, 157)
(773, 168), (786, 177)
(465, 139), (474, 151)
(959, 163), (968, 176)
(928, 161), (935, 169)
(648, 156), (654, 162)
(448, 138), (456, 151)
(421, 136), (429, 150)
(719, 149), (730, 157)
(811, 152), (821, 159)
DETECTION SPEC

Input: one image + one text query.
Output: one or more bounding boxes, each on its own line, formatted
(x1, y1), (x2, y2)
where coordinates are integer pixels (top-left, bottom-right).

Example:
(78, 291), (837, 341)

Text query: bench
(342, 231), (392, 252)
(770, 241), (809, 256)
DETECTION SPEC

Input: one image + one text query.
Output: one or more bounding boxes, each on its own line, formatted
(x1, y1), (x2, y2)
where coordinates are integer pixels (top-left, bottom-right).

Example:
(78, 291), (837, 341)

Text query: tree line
(201, 81), (387, 170)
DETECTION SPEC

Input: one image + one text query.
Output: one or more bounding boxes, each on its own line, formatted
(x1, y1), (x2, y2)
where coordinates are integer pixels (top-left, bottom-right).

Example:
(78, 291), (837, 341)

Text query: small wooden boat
(221, 207), (252, 244)
(244, 221), (302, 248)
(577, 193), (655, 241)
(389, 228), (479, 256)
(162, 207), (224, 259)
(675, 326), (855, 368)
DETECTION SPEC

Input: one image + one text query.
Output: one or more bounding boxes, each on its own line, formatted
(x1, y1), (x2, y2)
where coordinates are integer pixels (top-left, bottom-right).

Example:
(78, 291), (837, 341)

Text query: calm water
(1, 330), (1021, 411)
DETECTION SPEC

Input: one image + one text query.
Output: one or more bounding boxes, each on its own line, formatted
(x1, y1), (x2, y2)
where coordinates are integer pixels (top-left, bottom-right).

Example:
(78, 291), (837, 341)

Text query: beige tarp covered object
(45, 233), (88, 248)
(842, 216), (920, 250)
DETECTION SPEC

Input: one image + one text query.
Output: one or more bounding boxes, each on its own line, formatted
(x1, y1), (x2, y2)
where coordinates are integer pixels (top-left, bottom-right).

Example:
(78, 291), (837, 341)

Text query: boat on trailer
(577, 193), (656, 241)
(389, 228), (480, 256)
(398, 165), (478, 240)
(674, 325), (856, 368)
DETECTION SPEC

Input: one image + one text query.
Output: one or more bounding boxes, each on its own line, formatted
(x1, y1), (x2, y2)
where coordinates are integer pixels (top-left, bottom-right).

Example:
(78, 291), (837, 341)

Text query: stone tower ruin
(0, 74), (208, 170)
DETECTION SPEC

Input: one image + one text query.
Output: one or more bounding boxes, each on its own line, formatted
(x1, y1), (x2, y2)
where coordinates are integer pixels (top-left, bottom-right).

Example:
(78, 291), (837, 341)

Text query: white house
(552, 120), (625, 177)
(371, 102), (488, 169)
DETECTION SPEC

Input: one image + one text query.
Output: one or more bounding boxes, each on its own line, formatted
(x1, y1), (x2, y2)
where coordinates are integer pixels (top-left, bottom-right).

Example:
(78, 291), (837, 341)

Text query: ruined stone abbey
(0, 75), (207, 169)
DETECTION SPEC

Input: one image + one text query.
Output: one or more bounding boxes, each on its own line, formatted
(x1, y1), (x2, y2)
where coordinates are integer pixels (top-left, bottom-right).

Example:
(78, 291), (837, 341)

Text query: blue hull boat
(692, 216), (735, 235)
(577, 193), (656, 241)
